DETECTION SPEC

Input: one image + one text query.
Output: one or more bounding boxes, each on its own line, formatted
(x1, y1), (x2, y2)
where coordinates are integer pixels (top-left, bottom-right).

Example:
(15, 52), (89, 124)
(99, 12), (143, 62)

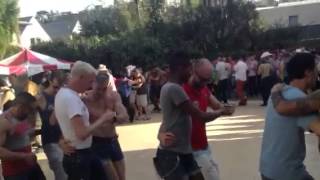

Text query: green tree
(0, 0), (19, 58)
(79, 6), (130, 37)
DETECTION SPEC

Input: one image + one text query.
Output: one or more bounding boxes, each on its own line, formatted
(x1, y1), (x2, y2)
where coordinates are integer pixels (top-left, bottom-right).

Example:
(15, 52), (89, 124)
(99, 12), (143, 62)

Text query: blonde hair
(71, 61), (97, 78)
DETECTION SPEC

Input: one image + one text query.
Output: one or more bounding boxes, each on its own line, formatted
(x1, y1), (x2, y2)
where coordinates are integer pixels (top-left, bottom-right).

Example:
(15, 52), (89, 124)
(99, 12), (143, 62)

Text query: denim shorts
(92, 136), (124, 162)
(153, 148), (200, 179)
(63, 148), (108, 180)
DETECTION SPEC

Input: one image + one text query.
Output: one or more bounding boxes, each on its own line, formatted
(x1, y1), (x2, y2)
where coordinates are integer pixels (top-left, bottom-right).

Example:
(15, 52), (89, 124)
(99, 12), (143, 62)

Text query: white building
(257, 0), (320, 27)
(17, 16), (51, 48)
(39, 13), (82, 40)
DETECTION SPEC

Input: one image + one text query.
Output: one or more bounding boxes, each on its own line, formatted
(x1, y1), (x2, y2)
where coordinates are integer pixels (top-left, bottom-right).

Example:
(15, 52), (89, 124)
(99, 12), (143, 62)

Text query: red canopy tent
(0, 48), (72, 76)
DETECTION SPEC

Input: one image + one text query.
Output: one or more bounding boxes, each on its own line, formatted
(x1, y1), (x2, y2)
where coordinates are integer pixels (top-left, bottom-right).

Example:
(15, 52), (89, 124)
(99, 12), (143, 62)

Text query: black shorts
(153, 149), (200, 179)
(92, 136), (124, 162)
(63, 148), (107, 180)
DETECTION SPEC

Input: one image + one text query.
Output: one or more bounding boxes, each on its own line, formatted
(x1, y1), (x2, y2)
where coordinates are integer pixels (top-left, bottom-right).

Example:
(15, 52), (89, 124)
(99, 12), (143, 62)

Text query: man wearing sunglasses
(156, 51), (235, 180)
(37, 71), (68, 180)
(158, 58), (235, 180)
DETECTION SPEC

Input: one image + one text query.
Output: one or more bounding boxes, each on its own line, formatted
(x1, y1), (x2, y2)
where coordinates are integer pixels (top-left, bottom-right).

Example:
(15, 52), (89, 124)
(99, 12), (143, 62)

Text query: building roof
(19, 16), (32, 22)
(18, 16), (33, 33)
(39, 14), (79, 40)
(257, 0), (320, 10)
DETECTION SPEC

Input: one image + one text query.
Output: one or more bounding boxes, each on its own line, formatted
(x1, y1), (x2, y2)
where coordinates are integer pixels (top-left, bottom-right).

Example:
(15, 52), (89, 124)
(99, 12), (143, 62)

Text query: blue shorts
(154, 149), (200, 179)
(92, 136), (124, 162)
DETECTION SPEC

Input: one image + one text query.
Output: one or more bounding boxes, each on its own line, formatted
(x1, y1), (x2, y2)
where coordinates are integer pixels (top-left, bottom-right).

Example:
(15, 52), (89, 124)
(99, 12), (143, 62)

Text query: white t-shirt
(216, 61), (230, 80)
(234, 60), (248, 81)
(55, 87), (91, 149)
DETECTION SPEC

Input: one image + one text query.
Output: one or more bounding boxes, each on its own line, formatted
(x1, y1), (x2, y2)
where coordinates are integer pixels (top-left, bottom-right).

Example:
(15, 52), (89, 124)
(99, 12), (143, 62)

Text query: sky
(19, 0), (114, 17)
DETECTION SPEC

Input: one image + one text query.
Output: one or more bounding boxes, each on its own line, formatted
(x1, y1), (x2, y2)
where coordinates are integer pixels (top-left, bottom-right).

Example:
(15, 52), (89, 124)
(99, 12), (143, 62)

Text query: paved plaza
(37, 100), (320, 180)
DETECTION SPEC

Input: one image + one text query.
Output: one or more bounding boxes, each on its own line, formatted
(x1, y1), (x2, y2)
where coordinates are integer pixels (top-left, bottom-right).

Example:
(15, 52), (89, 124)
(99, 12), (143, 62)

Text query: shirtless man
(83, 73), (129, 180)
(0, 92), (46, 180)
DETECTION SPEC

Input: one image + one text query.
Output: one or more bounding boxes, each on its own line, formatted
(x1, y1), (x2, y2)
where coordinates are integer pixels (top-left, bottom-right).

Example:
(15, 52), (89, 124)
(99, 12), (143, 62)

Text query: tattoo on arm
(295, 98), (314, 115)
(271, 91), (284, 108)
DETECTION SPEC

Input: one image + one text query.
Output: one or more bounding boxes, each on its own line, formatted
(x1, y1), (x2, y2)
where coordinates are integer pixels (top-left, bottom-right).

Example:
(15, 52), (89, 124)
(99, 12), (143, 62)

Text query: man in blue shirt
(260, 53), (320, 180)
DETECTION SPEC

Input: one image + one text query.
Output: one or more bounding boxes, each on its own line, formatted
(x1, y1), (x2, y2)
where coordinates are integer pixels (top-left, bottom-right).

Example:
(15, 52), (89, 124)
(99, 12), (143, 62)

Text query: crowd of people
(211, 49), (320, 106)
(0, 47), (319, 180)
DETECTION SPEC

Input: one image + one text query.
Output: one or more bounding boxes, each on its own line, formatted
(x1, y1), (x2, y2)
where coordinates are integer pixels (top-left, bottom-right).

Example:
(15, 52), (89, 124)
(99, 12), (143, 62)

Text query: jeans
(154, 149), (201, 180)
(217, 79), (228, 103)
(43, 143), (67, 180)
(260, 76), (274, 105)
(247, 76), (258, 96)
(63, 149), (108, 180)
(193, 147), (220, 180)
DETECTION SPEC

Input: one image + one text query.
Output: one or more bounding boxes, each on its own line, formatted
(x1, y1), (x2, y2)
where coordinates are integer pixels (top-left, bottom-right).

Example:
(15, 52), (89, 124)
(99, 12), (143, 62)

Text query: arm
(0, 119), (34, 161)
(208, 94), (224, 110)
(170, 85), (224, 123)
(257, 65), (262, 76)
(36, 94), (46, 111)
(207, 94), (235, 116)
(71, 111), (115, 141)
(180, 100), (224, 123)
(306, 118), (320, 136)
(49, 111), (58, 125)
(271, 88), (320, 116)
(113, 93), (129, 123)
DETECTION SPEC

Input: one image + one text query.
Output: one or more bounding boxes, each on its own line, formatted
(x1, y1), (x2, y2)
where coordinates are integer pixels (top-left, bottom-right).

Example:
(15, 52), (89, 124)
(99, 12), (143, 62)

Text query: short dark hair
(287, 53), (315, 81)
(96, 73), (110, 85)
(12, 92), (36, 107)
(49, 70), (67, 85)
(167, 51), (191, 71)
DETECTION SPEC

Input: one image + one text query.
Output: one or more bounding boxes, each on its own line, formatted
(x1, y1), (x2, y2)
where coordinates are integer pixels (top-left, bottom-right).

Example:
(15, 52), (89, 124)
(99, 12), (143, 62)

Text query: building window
(30, 38), (36, 45)
(288, 15), (299, 26)
(36, 38), (41, 44)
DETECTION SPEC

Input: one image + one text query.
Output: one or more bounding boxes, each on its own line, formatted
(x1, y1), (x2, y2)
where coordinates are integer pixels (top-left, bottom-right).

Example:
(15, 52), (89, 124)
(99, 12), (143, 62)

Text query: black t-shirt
(137, 82), (148, 95)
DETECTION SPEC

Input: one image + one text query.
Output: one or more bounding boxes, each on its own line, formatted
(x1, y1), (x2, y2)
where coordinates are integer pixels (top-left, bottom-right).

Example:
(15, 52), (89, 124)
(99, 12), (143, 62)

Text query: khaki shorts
(136, 94), (148, 107)
(129, 90), (137, 105)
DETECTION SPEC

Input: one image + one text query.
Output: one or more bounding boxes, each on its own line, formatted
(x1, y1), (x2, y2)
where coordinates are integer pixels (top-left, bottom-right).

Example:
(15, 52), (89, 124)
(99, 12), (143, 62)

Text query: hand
(307, 90), (320, 112)
(158, 132), (176, 147)
(101, 110), (116, 123)
(23, 153), (37, 165)
(59, 139), (75, 155)
(271, 83), (286, 93)
(222, 105), (235, 116)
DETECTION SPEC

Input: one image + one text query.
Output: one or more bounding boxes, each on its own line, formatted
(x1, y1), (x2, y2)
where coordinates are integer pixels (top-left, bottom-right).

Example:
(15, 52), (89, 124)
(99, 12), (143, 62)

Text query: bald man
(159, 58), (235, 180)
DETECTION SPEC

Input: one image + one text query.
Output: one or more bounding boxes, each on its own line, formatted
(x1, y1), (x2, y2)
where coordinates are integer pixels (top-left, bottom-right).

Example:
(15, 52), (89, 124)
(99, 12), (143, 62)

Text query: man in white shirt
(234, 58), (248, 106)
(55, 61), (115, 180)
(216, 57), (231, 103)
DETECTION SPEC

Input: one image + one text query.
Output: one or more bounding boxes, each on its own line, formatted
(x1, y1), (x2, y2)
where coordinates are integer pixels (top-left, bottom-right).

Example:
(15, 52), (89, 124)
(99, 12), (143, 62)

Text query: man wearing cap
(258, 52), (274, 106)
(98, 64), (117, 92)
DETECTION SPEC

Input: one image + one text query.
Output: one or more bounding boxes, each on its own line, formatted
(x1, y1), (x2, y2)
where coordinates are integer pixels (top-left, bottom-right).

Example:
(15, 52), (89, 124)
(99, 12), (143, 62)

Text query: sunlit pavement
(37, 100), (320, 180)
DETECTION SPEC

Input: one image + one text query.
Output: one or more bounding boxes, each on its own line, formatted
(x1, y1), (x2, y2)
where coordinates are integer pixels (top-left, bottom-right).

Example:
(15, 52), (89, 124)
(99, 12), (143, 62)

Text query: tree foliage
(32, 0), (302, 71)
(0, 0), (19, 58)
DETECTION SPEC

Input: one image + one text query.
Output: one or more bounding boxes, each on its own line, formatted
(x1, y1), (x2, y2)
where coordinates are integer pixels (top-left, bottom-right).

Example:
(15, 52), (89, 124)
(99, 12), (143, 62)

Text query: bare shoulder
(0, 114), (10, 132)
(110, 91), (121, 102)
